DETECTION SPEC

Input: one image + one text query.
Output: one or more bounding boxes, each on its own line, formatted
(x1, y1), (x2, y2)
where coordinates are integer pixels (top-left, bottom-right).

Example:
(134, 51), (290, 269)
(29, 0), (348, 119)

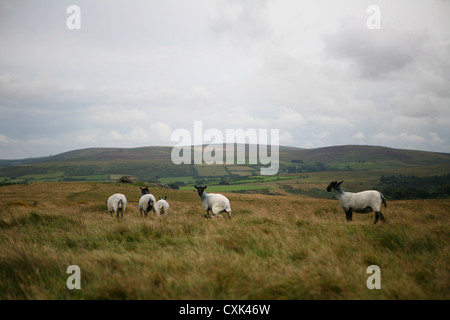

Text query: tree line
(377, 174), (450, 200)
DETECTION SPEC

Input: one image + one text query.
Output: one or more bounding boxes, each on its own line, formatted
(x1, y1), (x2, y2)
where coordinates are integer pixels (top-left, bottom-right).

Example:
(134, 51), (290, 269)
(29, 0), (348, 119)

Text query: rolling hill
(2, 144), (450, 167)
(0, 144), (449, 198)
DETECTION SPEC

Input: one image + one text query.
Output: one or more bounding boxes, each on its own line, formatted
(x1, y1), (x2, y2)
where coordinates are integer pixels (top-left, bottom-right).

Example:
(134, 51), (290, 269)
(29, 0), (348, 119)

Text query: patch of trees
(377, 174), (450, 200)
(167, 181), (187, 189)
(0, 180), (28, 186)
(286, 161), (326, 173)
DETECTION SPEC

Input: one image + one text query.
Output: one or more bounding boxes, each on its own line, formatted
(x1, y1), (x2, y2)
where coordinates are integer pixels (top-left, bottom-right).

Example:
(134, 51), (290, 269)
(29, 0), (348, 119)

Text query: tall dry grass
(0, 182), (449, 299)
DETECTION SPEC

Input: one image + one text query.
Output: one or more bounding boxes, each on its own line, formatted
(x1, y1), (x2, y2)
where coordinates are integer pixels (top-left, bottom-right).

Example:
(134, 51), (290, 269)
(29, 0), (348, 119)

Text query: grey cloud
(323, 19), (428, 79)
(211, 0), (272, 43)
(1, 1), (450, 158)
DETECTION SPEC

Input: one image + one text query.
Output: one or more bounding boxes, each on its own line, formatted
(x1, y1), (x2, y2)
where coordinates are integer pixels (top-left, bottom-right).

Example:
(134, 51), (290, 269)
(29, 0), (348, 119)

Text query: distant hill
(280, 145), (450, 166)
(0, 144), (449, 184)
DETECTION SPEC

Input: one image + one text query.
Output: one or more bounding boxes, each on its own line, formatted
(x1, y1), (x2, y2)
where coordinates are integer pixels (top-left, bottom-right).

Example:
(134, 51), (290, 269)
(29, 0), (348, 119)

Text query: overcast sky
(0, 0), (449, 159)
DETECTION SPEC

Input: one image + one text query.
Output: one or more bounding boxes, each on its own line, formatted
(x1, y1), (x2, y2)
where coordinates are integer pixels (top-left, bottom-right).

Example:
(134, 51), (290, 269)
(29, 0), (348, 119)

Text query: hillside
(2, 144), (449, 166)
(0, 145), (449, 198)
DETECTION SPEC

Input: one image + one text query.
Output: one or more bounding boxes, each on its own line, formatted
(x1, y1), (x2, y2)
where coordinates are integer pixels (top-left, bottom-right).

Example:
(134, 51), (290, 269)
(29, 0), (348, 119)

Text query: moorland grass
(0, 182), (449, 299)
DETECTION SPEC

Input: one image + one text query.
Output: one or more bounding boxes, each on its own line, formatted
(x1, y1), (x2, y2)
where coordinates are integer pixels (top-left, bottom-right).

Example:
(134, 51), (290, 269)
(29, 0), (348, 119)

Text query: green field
(194, 165), (229, 177)
(0, 182), (449, 300)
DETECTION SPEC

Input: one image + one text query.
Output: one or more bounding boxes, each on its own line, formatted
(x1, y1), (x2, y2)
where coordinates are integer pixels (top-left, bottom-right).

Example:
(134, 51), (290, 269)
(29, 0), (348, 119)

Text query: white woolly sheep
(194, 185), (231, 219)
(154, 196), (170, 216)
(327, 181), (387, 224)
(139, 186), (156, 217)
(107, 193), (127, 218)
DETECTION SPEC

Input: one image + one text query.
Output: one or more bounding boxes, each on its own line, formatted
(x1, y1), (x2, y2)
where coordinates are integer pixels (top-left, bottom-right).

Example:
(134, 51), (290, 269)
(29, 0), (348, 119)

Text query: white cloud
(279, 130), (296, 146)
(429, 132), (445, 145)
(85, 105), (149, 126)
(308, 114), (354, 128)
(211, 0), (272, 44)
(352, 132), (365, 140)
(274, 107), (308, 128)
(0, 73), (59, 100)
(149, 122), (173, 145)
(390, 116), (430, 129)
(371, 132), (427, 148)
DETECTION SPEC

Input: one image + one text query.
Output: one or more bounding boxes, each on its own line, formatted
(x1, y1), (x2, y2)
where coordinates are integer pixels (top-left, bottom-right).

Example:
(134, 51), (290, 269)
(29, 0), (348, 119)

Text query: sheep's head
(194, 185), (207, 197)
(140, 186), (150, 195)
(327, 181), (343, 192)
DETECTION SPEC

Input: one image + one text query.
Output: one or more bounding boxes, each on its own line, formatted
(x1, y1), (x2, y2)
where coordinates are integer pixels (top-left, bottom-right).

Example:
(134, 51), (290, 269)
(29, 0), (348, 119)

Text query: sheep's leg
(204, 208), (211, 218)
(376, 211), (385, 222)
(374, 211), (381, 224)
(210, 209), (224, 218)
(345, 209), (353, 221)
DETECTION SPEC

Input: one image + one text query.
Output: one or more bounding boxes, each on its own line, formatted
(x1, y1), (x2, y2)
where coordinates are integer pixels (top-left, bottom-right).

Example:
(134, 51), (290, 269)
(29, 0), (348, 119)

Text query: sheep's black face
(194, 185), (207, 197)
(327, 181), (343, 192)
(327, 181), (337, 192)
(140, 187), (149, 196)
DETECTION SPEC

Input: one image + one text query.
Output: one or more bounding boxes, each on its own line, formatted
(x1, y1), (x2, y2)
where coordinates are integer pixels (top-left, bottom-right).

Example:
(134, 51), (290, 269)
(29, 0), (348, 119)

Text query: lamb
(194, 185), (232, 219)
(327, 181), (387, 224)
(139, 186), (156, 217)
(154, 196), (170, 216)
(107, 193), (127, 218)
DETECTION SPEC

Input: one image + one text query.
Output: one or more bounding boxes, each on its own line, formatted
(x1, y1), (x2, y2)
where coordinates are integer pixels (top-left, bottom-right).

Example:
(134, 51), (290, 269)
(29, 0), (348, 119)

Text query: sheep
(327, 181), (387, 224)
(194, 185), (231, 219)
(107, 193), (127, 218)
(139, 186), (156, 217)
(154, 196), (170, 216)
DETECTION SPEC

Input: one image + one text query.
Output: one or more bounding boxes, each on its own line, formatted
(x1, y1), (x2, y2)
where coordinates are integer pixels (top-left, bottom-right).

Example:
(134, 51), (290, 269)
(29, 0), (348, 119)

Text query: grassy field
(0, 182), (449, 300)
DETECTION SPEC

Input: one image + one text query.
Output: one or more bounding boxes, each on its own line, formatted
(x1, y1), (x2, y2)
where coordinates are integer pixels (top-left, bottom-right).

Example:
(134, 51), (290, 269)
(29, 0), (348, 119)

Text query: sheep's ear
(204, 186), (207, 189)
(338, 181), (344, 185)
(164, 196), (167, 200)
(194, 185), (198, 189)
